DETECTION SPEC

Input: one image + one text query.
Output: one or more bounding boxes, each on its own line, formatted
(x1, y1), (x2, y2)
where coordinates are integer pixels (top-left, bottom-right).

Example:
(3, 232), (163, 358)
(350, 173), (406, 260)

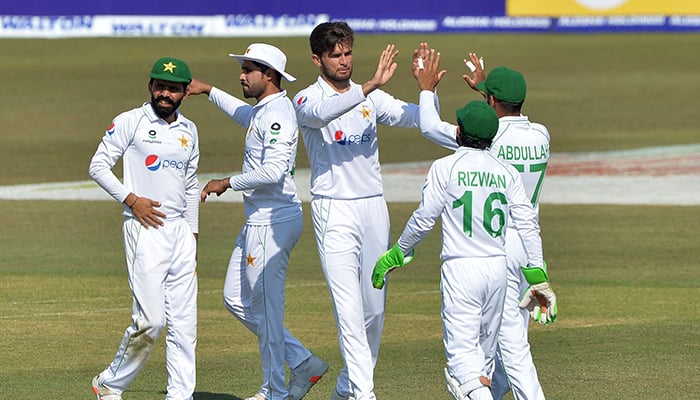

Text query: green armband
(521, 261), (549, 285)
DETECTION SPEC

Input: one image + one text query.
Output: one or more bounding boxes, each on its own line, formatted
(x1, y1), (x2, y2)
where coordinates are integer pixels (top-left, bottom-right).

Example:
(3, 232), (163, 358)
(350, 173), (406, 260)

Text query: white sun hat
(229, 43), (296, 82)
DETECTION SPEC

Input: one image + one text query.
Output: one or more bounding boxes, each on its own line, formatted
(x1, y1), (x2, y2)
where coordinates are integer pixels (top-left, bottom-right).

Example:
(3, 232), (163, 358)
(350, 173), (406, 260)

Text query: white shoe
(288, 354), (329, 400)
(245, 394), (265, 400)
(330, 389), (356, 400)
(92, 375), (122, 400)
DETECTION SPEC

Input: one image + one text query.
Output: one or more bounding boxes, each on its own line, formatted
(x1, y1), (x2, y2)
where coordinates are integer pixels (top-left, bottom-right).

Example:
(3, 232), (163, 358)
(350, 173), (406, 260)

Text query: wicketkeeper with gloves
(372, 100), (557, 400)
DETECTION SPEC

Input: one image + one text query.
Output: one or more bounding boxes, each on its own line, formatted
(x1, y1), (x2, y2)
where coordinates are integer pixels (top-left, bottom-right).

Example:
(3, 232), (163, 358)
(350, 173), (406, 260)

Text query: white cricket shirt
(208, 87), (302, 225)
(490, 116), (550, 222)
(89, 102), (200, 233)
(397, 148), (543, 265)
(418, 90), (551, 222)
(293, 77), (423, 199)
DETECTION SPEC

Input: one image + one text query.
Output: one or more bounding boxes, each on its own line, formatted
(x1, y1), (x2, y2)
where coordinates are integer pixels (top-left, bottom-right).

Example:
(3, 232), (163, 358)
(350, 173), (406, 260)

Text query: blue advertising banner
(0, 0), (503, 17)
(1, 0), (698, 37)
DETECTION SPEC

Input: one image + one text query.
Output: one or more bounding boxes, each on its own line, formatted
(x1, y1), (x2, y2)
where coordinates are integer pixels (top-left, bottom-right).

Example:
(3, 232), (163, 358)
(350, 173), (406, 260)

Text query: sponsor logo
(270, 122), (281, 134)
(334, 130), (372, 146)
(106, 123), (115, 136)
(296, 96), (307, 106)
(145, 154), (161, 171)
(143, 130), (162, 144)
(270, 138), (278, 144)
(145, 154), (188, 171)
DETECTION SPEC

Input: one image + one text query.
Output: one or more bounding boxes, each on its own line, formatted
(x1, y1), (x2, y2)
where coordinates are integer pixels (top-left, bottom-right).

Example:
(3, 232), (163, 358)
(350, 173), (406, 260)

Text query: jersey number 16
(453, 191), (507, 238)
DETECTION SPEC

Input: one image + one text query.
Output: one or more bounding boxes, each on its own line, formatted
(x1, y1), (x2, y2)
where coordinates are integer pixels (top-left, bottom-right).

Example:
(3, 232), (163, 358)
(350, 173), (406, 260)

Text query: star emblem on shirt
(361, 106), (371, 119)
(178, 134), (189, 148)
(163, 61), (176, 74)
(246, 254), (256, 266)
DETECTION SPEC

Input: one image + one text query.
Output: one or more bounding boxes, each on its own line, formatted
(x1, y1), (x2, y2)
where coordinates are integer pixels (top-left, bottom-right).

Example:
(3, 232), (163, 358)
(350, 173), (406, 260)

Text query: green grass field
(1, 33), (700, 399)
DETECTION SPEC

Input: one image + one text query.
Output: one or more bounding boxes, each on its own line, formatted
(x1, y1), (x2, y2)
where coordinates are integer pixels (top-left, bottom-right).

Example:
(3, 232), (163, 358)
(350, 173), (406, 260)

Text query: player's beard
(150, 95), (182, 120)
(320, 62), (352, 86)
(241, 82), (264, 99)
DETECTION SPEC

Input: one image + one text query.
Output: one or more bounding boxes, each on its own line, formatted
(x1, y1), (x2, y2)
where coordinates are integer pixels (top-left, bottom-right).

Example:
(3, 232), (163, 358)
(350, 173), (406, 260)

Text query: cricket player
(465, 58), (553, 400)
(292, 22), (439, 400)
(415, 46), (556, 399)
(186, 43), (327, 400)
(372, 100), (555, 400)
(89, 57), (200, 400)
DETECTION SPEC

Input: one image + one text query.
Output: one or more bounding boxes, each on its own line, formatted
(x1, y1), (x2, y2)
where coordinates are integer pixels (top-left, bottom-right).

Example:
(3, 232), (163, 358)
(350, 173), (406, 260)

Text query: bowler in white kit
(89, 57), (200, 400)
(293, 22), (439, 400)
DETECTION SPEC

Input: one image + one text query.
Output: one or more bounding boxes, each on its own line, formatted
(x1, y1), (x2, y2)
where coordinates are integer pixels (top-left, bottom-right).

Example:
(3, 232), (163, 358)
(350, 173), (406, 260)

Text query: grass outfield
(2, 33), (700, 185)
(1, 32), (700, 399)
(1, 201), (699, 399)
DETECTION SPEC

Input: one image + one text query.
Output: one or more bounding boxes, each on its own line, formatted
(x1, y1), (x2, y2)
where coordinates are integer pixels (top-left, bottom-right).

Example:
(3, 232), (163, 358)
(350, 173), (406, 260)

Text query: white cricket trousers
(441, 257), (507, 399)
(492, 228), (545, 400)
(100, 217), (198, 400)
(223, 216), (311, 400)
(311, 196), (390, 400)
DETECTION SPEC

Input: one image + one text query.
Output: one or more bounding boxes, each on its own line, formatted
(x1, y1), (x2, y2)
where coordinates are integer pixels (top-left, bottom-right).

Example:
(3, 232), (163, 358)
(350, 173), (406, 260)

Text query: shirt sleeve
(372, 88), (420, 129)
(209, 86), (254, 128)
(507, 168), (544, 267)
(294, 85), (366, 129)
(184, 125), (200, 234)
(229, 111), (296, 191)
(397, 160), (446, 253)
(88, 116), (132, 204)
(419, 90), (459, 151)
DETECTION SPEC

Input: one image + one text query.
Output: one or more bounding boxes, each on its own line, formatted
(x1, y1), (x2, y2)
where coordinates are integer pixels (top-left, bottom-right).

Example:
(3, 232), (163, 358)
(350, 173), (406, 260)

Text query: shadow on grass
(194, 392), (241, 400)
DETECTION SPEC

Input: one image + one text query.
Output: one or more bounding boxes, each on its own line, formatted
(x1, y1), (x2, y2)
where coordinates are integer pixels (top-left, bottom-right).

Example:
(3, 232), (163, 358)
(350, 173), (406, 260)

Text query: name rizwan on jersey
(496, 144), (549, 161)
(457, 171), (507, 189)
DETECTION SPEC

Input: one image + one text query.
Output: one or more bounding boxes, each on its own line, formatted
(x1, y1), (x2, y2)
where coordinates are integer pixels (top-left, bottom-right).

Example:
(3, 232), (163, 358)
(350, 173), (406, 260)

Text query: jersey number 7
(511, 161), (548, 206)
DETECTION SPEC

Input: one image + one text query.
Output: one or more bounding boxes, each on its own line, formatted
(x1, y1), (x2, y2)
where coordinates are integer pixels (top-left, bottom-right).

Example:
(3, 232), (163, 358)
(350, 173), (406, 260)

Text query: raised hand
(462, 52), (486, 91)
(362, 44), (399, 95)
(185, 78), (213, 98)
(413, 43), (446, 92)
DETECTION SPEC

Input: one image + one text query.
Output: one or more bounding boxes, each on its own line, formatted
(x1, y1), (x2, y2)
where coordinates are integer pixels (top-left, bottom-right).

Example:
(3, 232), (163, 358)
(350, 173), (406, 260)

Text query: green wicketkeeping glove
(372, 244), (414, 289)
(518, 263), (558, 325)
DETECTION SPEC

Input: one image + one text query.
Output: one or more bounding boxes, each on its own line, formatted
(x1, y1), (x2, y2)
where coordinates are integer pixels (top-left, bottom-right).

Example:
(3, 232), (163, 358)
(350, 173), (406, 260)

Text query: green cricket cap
(455, 100), (499, 140)
(475, 66), (526, 103)
(149, 57), (192, 83)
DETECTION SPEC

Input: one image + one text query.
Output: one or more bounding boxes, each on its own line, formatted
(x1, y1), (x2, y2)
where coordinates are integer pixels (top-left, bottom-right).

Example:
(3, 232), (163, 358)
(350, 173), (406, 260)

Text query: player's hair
(457, 133), (492, 150)
(309, 21), (354, 57)
(486, 93), (523, 114)
(251, 61), (282, 85)
(484, 93), (525, 115)
(499, 100), (523, 114)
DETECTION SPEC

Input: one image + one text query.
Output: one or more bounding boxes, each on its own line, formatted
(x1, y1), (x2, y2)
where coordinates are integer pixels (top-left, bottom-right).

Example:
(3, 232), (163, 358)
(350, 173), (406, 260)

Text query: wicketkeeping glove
(518, 263), (558, 325)
(372, 244), (414, 289)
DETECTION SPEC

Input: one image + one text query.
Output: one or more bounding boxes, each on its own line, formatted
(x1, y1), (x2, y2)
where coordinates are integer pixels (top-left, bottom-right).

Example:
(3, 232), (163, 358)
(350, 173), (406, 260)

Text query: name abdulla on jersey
(496, 144), (549, 161)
